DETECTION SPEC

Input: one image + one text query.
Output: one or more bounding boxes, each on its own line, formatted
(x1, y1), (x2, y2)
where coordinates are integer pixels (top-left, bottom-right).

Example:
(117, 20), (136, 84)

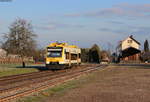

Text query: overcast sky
(0, 0), (150, 50)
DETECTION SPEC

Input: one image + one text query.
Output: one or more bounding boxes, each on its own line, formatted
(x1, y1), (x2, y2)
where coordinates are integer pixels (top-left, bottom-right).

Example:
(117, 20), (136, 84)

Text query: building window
(127, 40), (132, 43)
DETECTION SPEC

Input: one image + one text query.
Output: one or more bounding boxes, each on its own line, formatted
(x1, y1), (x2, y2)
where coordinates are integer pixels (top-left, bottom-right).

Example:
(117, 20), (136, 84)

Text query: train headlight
(46, 61), (50, 64)
(59, 62), (64, 64)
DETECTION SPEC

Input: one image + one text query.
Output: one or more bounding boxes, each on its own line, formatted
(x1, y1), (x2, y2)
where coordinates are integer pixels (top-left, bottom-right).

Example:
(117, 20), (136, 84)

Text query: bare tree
(107, 42), (114, 55)
(2, 18), (37, 67)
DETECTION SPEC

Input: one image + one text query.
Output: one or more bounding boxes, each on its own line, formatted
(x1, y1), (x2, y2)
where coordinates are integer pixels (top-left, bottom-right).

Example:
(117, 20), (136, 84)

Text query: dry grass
(17, 65), (150, 102)
(46, 65), (150, 102)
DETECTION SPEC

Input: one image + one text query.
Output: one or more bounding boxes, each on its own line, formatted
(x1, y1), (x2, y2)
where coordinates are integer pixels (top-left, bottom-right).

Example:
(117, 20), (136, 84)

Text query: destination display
(47, 47), (62, 51)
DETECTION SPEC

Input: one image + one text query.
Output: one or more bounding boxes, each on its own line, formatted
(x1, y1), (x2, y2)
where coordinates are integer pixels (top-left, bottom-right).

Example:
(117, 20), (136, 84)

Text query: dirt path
(44, 65), (150, 102)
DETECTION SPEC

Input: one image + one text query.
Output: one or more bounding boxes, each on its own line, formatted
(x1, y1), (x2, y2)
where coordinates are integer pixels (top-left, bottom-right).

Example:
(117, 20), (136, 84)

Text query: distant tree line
(81, 44), (111, 63)
(81, 44), (101, 63)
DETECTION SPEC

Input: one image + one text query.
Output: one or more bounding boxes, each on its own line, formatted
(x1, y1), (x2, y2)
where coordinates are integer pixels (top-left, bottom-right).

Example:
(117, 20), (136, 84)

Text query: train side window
(65, 52), (69, 59)
(71, 54), (77, 60)
(79, 53), (81, 58)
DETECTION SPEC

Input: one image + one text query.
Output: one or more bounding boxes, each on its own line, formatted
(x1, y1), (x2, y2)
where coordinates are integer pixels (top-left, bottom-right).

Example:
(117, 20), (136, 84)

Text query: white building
(118, 35), (140, 51)
(0, 48), (7, 58)
(117, 35), (141, 62)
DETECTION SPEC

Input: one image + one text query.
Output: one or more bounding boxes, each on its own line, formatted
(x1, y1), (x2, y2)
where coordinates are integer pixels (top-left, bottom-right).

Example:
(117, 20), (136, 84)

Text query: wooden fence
(0, 57), (34, 64)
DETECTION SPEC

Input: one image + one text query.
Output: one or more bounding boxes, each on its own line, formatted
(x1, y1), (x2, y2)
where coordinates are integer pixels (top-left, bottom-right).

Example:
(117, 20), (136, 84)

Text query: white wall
(121, 37), (140, 50)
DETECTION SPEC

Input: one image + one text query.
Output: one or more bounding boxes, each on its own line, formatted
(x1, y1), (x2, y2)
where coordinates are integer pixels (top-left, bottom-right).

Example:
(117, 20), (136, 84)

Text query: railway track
(0, 64), (107, 102)
(0, 66), (86, 93)
(0, 65), (90, 86)
(0, 64), (91, 82)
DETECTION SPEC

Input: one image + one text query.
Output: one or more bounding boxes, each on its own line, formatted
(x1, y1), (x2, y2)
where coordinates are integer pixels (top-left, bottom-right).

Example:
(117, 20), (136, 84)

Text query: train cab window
(47, 47), (62, 57)
(47, 51), (62, 57)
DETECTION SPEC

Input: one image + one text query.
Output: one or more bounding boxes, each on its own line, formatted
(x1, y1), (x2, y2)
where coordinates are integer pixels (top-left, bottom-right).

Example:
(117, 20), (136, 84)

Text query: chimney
(130, 35), (133, 38)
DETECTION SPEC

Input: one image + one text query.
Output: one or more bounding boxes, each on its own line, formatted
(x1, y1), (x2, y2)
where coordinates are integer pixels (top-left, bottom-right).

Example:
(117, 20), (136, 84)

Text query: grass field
(0, 63), (45, 77)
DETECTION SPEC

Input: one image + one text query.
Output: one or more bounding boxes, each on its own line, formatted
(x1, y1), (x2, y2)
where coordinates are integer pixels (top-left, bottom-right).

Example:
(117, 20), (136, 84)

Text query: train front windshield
(47, 47), (62, 57)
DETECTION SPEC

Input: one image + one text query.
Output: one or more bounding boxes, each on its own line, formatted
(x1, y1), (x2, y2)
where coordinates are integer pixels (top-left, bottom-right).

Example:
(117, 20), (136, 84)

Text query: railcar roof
(47, 42), (79, 48)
